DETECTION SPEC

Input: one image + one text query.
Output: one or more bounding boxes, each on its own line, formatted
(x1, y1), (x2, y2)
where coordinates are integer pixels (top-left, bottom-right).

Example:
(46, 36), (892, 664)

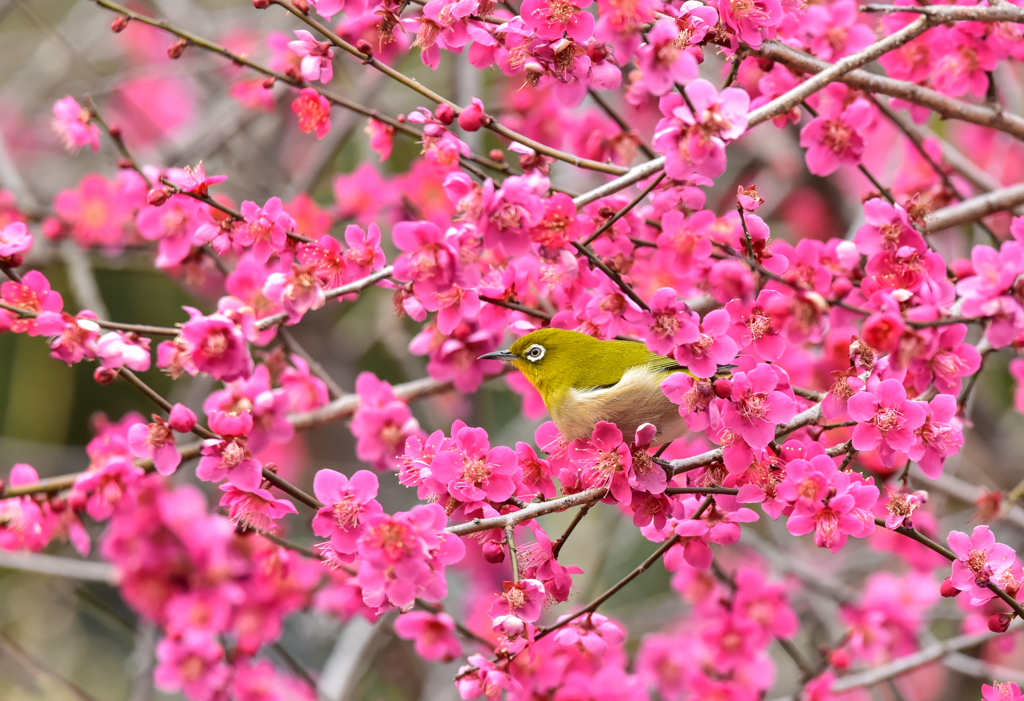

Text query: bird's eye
(525, 344), (545, 362)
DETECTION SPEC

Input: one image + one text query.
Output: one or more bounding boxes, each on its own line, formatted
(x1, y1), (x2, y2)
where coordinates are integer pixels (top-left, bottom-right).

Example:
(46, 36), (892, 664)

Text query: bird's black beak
(478, 349), (517, 362)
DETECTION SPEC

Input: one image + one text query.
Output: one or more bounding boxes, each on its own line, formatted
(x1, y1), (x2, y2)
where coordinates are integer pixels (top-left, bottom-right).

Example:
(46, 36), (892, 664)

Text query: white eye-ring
(525, 344), (545, 362)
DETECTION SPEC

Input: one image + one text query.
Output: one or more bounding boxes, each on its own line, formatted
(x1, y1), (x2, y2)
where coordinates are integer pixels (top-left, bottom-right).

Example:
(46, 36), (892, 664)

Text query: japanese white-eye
(480, 328), (699, 444)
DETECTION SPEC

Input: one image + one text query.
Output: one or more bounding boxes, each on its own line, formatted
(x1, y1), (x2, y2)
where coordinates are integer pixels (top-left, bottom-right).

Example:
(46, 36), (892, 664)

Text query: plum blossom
(292, 88), (331, 138)
(948, 525), (1017, 605)
(654, 79), (749, 181)
(0, 221), (32, 262)
(288, 30), (334, 83)
(127, 416), (181, 475)
(721, 364), (796, 447)
(785, 468), (878, 552)
(96, 331), (152, 372)
(716, 0), (782, 48)
(0, 270), (63, 336)
(394, 611), (462, 661)
(488, 578), (546, 638)
(521, 0), (595, 41)
(799, 89), (874, 176)
(908, 394), (964, 479)
(52, 96), (100, 152)
(430, 420), (520, 512)
(351, 373), (425, 471)
(984, 682), (1024, 701)
(179, 306), (254, 382)
(726, 289), (786, 361)
(219, 482), (298, 533)
(552, 612), (625, 657)
(311, 469), (383, 556)
(848, 379), (927, 467)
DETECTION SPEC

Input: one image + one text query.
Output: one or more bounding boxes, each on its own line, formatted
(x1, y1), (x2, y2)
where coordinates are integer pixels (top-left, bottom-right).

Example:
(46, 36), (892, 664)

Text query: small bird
(479, 328), (699, 444)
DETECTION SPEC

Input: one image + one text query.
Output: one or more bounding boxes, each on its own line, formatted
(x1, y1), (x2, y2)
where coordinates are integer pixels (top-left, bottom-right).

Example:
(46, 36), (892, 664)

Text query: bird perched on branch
(479, 328), (722, 444)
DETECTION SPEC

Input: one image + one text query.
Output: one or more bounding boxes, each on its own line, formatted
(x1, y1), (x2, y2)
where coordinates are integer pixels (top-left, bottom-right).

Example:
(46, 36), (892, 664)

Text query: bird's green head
(478, 328), (624, 401)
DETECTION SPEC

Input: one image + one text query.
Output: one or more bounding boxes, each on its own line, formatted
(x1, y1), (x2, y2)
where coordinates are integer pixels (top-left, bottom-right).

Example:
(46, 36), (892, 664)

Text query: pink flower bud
(253, 0), (270, 7)
(262, 76), (276, 89)
(830, 277), (852, 299)
(435, 104), (455, 125)
(713, 378), (732, 399)
(1, 254), (23, 268)
(108, 125), (122, 140)
(167, 38), (187, 60)
(292, 0), (310, 13)
(49, 496), (67, 513)
(939, 577), (960, 598)
(67, 490), (87, 512)
(988, 612), (1012, 633)
(41, 217), (66, 242)
(147, 187), (171, 206)
(93, 367), (118, 384)
(458, 99), (489, 132)
(111, 15), (129, 32)
(489, 149), (505, 163)
(356, 39), (373, 57)
(828, 648), (850, 671)
(482, 540), (506, 564)
(169, 403), (197, 433)
(950, 257), (973, 280)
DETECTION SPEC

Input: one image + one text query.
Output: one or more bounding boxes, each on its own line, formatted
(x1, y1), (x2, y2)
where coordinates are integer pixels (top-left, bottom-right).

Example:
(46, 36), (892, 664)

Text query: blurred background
(2, 1), (1024, 700)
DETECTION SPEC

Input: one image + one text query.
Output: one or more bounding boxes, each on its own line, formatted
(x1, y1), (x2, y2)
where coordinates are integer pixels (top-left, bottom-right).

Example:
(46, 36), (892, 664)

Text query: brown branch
(924, 183), (1024, 232)
(582, 172), (666, 247)
(446, 487), (607, 536)
(0, 299), (180, 337)
(254, 265), (394, 330)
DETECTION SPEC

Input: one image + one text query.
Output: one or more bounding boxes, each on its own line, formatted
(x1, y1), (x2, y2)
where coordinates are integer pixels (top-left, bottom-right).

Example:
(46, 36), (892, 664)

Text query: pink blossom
(948, 525), (1017, 605)
(53, 172), (138, 249)
(642, 288), (701, 355)
(394, 611), (462, 661)
(907, 393), (964, 479)
(488, 578), (546, 637)
(653, 80), (749, 181)
(983, 682), (1024, 701)
(801, 0), (875, 61)
(656, 209), (714, 277)
(128, 416), (181, 476)
(279, 355), (330, 413)
(52, 96), (100, 152)
(716, 0), (782, 48)
(0, 270), (63, 336)
(883, 488), (927, 530)
(292, 88), (331, 139)
(635, 19), (699, 96)
(236, 196), (296, 264)
(726, 289), (786, 361)
(848, 379), (927, 467)
(168, 162), (227, 197)
(721, 364), (796, 447)
(196, 417), (262, 489)
(554, 612), (626, 657)
(786, 469), (878, 552)
(0, 221), (32, 261)
(357, 503), (465, 610)
(179, 306), (254, 382)
(392, 220), (466, 297)
(799, 93), (873, 176)
(312, 469), (383, 555)
(431, 420), (520, 508)
(854, 198), (926, 257)
(219, 482), (298, 533)
(661, 373), (720, 432)
(568, 420), (633, 504)
(366, 118), (395, 161)
(456, 654), (523, 701)
(43, 311), (100, 365)
(72, 455), (145, 521)
(263, 264), (326, 325)
(909, 324), (981, 395)
(96, 331), (152, 372)
(673, 308), (739, 378)
(521, 0), (595, 41)
(154, 633), (230, 700)
(288, 30), (334, 83)
(351, 372), (425, 471)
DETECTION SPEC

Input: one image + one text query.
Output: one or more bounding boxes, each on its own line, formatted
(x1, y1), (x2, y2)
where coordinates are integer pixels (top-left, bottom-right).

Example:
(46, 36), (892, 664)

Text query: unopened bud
(94, 367), (119, 385)
(831, 276), (853, 299)
(489, 149), (505, 164)
(482, 540), (506, 564)
(713, 378), (732, 399)
(167, 38), (187, 59)
(147, 187), (172, 206)
(435, 104), (455, 125)
(292, 0), (310, 13)
(988, 612), (1013, 633)
(458, 100), (489, 132)
(169, 403), (198, 433)
(827, 648), (850, 671)
(939, 577), (961, 598)
(49, 496), (67, 513)
(108, 125), (122, 140)
(252, 0), (270, 7)
(1, 254), (23, 268)
(261, 76), (276, 89)
(67, 490), (87, 512)
(117, 157), (133, 170)
(0, 478), (5, 496)
(41, 216), (67, 242)
(950, 258), (974, 280)
(356, 39), (373, 57)
(111, 15), (130, 32)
